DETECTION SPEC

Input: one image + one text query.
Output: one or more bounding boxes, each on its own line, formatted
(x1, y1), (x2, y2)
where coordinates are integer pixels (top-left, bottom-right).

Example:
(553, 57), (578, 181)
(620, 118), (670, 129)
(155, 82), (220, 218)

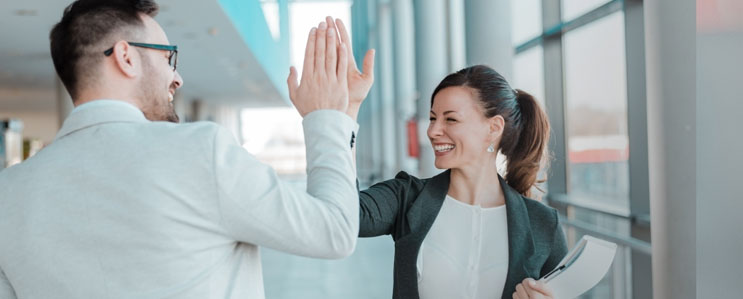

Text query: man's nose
(173, 71), (184, 88)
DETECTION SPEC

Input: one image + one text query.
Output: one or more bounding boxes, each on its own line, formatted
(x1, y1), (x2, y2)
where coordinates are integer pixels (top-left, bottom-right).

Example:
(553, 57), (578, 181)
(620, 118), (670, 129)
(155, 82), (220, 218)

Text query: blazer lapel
(405, 169), (450, 236)
(500, 175), (537, 297)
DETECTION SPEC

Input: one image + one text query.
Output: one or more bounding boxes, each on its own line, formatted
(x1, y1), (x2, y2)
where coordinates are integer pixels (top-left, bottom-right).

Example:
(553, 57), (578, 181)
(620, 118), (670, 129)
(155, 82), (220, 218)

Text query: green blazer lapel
(500, 175), (537, 297)
(405, 170), (450, 238)
(393, 170), (450, 299)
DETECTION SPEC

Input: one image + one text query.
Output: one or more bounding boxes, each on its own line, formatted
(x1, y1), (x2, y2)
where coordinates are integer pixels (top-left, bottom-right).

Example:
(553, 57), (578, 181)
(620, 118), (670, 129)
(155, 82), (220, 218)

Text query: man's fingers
(337, 42), (348, 84)
(314, 22), (327, 75)
(335, 18), (358, 70)
(326, 16), (340, 50)
(287, 66), (298, 102)
(326, 26), (338, 77)
(362, 49), (376, 80)
(302, 27), (317, 78)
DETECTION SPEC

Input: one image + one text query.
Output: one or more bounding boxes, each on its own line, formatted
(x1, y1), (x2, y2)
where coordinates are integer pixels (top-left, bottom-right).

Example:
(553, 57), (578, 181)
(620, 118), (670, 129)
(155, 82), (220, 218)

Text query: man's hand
(287, 21), (349, 117)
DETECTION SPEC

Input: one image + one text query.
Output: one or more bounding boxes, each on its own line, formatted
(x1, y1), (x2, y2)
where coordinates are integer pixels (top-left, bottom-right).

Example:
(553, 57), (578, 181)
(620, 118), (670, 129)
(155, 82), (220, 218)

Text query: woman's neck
(448, 162), (506, 208)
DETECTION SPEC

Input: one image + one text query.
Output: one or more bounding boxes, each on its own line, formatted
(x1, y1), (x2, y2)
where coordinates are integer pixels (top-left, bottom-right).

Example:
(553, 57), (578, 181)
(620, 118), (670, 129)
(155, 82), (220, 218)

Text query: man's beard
(140, 59), (180, 123)
(141, 86), (180, 123)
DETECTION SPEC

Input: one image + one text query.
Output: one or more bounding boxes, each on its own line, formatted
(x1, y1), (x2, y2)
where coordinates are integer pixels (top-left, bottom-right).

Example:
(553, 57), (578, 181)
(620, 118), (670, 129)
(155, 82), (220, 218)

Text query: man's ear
(489, 114), (505, 139)
(111, 40), (140, 78)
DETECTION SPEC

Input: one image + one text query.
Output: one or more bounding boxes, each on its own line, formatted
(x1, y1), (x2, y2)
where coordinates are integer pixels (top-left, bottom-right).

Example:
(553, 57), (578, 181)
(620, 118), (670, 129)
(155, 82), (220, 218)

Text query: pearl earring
(487, 143), (495, 153)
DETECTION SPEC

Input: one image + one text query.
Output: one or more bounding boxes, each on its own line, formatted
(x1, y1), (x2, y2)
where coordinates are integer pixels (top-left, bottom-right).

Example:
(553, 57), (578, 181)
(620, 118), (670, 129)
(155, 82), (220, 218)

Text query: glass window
(562, 0), (612, 21)
(260, 0), (281, 40)
(511, 0), (542, 46)
(512, 45), (545, 106)
(512, 45), (548, 197)
(566, 225), (632, 298)
(289, 1), (352, 75)
(240, 107), (306, 176)
(563, 11), (629, 209)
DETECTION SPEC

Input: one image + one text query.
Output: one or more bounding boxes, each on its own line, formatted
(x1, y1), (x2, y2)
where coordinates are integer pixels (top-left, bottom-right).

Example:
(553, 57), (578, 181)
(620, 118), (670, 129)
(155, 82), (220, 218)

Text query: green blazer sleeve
(358, 171), (422, 238)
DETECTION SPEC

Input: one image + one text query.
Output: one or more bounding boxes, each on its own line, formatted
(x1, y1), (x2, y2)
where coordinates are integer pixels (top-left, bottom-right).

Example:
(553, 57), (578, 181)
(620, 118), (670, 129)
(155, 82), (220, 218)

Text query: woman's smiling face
(427, 86), (496, 170)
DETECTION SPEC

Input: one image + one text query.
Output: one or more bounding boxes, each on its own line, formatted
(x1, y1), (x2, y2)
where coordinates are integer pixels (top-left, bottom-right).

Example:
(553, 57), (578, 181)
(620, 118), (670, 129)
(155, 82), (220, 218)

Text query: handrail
(547, 193), (651, 227)
(559, 216), (652, 255)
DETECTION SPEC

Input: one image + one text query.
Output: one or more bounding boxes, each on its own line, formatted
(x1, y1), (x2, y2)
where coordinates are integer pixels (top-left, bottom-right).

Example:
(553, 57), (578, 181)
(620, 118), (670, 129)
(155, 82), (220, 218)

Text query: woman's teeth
(434, 144), (455, 152)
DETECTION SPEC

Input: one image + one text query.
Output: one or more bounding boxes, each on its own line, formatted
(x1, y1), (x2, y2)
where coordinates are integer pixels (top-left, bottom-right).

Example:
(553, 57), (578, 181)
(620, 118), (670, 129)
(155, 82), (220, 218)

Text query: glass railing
(548, 194), (652, 298)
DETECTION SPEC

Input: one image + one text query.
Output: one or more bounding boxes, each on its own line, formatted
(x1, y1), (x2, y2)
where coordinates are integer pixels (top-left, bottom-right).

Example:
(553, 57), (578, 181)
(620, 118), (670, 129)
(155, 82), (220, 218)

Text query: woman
(326, 17), (566, 298)
(352, 66), (567, 299)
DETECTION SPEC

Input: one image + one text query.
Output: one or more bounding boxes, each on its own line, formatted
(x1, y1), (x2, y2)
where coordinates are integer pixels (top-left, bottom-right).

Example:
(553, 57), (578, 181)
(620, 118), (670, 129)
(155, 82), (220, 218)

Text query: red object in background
(407, 118), (419, 158)
(569, 148), (629, 164)
(698, 0), (743, 32)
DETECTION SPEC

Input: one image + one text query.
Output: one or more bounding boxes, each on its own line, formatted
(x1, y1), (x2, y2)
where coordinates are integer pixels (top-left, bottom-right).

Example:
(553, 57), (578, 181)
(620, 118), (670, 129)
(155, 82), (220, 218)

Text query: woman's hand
(326, 16), (374, 120)
(513, 278), (555, 299)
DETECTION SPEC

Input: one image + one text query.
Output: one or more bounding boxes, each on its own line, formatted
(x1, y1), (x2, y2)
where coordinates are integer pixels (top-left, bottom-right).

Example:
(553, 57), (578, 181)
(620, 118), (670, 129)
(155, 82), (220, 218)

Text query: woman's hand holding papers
(513, 278), (555, 299)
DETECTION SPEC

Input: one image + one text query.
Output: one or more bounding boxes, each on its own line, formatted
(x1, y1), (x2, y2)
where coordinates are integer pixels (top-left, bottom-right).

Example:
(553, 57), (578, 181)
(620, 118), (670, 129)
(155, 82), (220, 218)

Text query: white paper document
(539, 235), (617, 299)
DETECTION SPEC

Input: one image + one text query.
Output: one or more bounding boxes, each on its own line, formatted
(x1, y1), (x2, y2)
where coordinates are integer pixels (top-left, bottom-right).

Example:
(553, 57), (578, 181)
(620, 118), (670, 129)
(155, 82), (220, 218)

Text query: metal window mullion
(517, 0), (624, 55)
(624, 0), (653, 298)
(542, 0), (568, 199)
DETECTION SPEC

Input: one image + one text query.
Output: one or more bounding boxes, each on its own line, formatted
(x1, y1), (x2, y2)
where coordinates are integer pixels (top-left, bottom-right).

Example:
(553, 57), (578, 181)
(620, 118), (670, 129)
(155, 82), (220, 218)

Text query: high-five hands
(326, 17), (375, 111)
(287, 21), (349, 117)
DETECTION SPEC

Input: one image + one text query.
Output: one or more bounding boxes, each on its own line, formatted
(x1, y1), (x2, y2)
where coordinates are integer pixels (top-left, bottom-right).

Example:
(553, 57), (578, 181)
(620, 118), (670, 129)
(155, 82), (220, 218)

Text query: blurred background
(1, 0), (740, 298)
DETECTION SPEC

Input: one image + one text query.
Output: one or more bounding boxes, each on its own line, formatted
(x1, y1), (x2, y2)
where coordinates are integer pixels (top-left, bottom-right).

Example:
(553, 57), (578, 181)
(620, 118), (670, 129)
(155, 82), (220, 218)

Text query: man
(0, 1), (373, 298)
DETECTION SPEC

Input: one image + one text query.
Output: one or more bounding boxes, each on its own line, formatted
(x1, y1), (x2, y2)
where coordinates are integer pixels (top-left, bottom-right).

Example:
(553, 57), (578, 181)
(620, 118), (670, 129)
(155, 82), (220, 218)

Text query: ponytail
(502, 89), (550, 197)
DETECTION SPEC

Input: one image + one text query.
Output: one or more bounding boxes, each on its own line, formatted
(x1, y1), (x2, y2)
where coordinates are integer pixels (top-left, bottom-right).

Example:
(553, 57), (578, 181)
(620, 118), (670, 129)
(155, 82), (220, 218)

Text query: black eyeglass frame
(104, 42), (178, 71)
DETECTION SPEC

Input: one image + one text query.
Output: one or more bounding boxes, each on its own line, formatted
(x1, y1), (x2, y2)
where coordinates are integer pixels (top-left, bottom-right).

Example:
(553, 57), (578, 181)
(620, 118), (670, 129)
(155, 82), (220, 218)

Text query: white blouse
(417, 195), (510, 299)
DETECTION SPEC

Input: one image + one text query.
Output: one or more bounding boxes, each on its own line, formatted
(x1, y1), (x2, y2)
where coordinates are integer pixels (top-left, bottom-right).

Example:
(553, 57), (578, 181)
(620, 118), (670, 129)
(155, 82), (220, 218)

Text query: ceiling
(0, 0), (289, 109)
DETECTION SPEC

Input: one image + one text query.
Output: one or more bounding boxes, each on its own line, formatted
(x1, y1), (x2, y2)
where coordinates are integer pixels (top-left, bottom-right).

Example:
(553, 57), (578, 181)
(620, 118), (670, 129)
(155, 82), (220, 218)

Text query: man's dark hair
(50, 0), (159, 99)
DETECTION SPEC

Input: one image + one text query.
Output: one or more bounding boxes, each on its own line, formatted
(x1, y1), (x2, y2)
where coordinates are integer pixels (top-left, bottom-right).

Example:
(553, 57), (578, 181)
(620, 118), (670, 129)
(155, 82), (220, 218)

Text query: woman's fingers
(362, 48), (375, 80)
(524, 278), (553, 298)
(335, 18), (358, 71)
(515, 283), (529, 299)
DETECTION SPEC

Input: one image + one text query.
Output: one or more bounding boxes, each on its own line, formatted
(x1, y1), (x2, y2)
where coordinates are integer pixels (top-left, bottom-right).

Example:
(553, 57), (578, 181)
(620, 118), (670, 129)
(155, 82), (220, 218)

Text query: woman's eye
(429, 117), (436, 121)
(446, 118), (456, 122)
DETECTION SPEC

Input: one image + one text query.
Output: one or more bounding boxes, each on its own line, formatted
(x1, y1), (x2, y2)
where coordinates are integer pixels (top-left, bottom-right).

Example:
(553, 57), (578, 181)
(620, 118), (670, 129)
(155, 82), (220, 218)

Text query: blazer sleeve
(358, 171), (415, 238)
(0, 267), (16, 299)
(213, 110), (359, 259)
(540, 209), (569, 277)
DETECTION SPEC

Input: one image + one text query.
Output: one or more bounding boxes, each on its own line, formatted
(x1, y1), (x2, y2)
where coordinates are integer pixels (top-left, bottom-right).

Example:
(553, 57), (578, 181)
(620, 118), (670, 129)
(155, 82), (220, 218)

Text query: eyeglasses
(104, 42), (178, 71)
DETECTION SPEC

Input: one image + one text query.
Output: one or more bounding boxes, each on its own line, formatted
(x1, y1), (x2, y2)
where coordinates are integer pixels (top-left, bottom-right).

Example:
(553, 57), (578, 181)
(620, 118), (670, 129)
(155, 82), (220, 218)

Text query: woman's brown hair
(431, 65), (550, 197)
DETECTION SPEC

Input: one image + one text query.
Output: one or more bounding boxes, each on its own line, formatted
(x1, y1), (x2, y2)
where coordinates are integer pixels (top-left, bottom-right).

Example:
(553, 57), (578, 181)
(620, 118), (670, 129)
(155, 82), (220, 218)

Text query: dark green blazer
(359, 170), (568, 299)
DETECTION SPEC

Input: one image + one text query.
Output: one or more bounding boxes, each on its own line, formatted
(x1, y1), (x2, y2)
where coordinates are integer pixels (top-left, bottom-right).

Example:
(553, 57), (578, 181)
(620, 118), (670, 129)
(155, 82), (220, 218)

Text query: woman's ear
(489, 115), (505, 139)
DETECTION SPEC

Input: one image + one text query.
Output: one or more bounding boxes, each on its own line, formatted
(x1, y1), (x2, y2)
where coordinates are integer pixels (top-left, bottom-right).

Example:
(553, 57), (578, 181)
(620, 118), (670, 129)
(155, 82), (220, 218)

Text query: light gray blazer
(0, 100), (359, 299)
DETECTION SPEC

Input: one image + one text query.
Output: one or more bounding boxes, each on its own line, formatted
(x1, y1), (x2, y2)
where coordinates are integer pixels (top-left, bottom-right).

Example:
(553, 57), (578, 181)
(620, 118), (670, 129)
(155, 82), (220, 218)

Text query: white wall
(696, 31), (743, 298)
(0, 87), (59, 144)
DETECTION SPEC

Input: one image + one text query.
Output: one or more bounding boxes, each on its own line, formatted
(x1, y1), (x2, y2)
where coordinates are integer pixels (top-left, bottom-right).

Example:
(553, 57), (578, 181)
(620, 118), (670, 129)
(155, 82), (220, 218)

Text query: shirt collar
(55, 99), (149, 140)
